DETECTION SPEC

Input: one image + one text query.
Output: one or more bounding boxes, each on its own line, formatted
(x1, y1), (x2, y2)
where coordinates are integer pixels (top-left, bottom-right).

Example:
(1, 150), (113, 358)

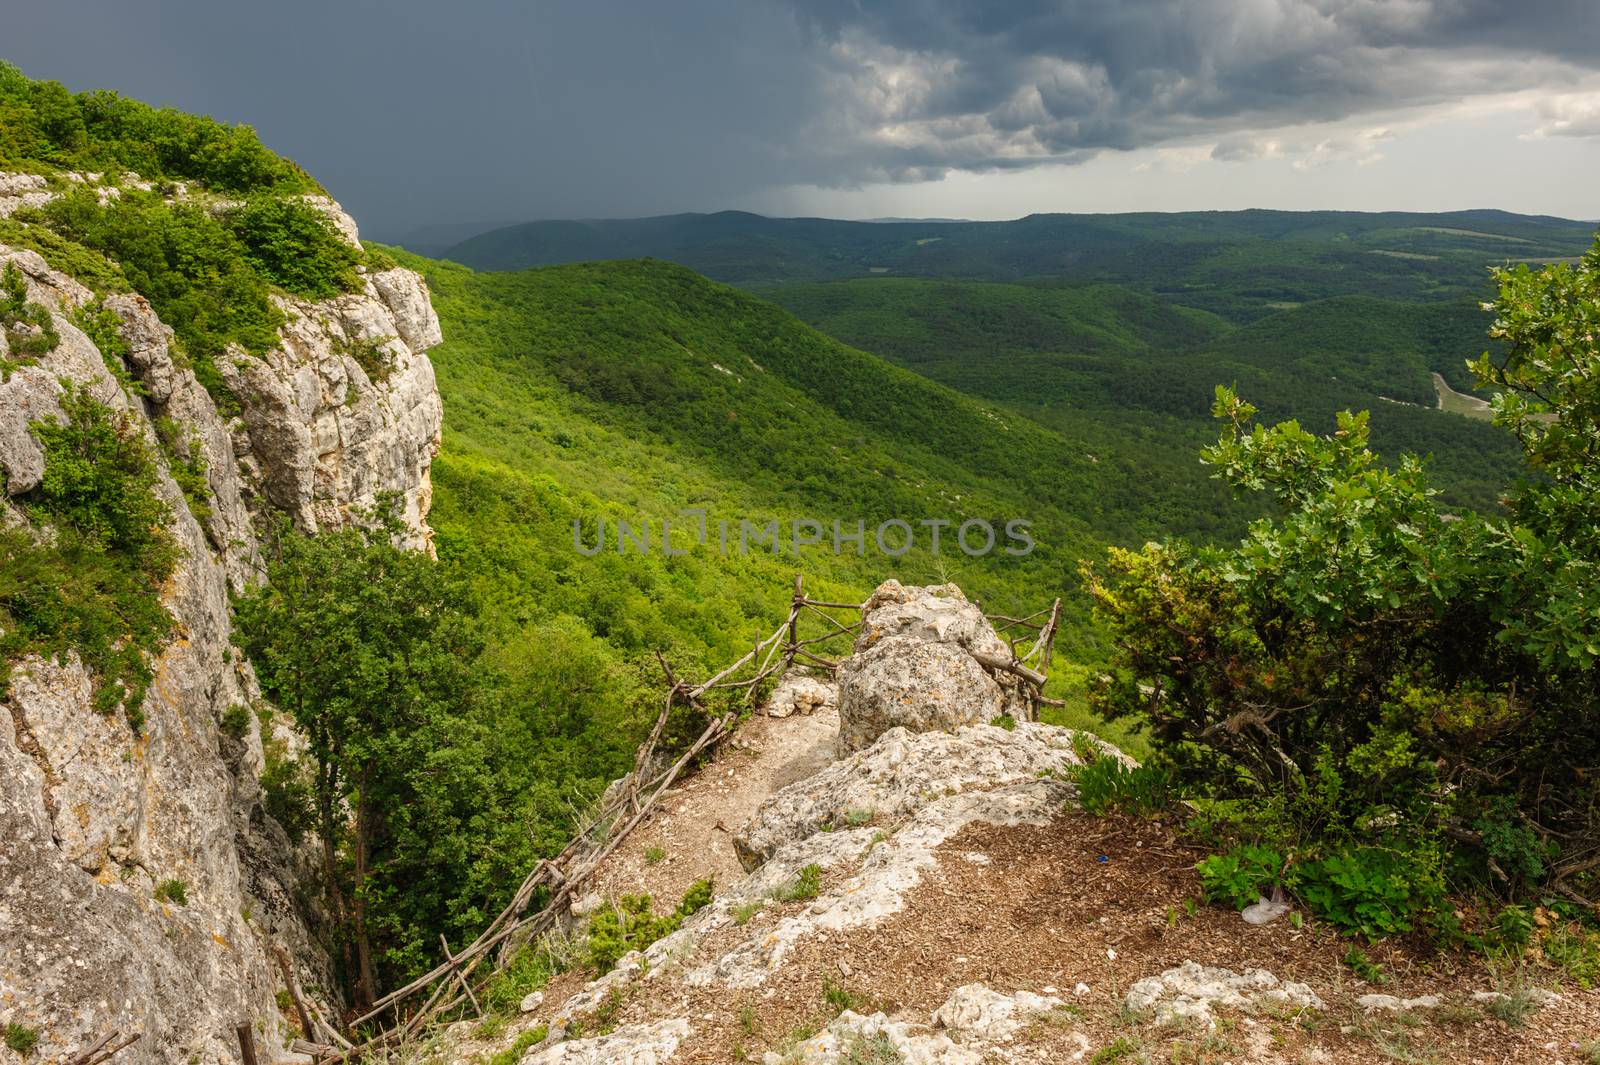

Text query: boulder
(853, 580), (1010, 659)
(524, 1019), (689, 1064)
(0, 365), (62, 495)
(837, 636), (1003, 751)
(764, 674), (835, 718)
(837, 581), (1023, 752)
(1124, 961), (1324, 1028)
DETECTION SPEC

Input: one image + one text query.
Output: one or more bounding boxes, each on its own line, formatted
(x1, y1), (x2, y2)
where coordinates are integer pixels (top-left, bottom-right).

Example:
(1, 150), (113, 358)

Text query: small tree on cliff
(235, 503), (488, 1009)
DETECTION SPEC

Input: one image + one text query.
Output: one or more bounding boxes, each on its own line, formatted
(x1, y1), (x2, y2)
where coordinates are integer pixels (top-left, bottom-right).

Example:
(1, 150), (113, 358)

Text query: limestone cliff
(0, 181), (442, 1063)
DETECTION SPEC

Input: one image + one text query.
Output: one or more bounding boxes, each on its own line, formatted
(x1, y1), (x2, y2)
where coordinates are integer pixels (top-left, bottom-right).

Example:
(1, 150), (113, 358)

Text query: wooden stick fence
(300, 576), (1062, 1060)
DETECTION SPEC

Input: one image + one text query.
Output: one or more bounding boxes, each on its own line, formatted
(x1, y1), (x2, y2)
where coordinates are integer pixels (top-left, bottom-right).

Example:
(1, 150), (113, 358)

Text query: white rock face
(0, 171), (53, 217)
(766, 985), (1082, 1064)
(222, 265), (443, 553)
(837, 581), (1026, 752)
(734, 720), (1095, 870)
(1358, 993), (1443, 1011)
(1124, 961), (1324, 1028)
(0, 364), (63, 494)
(522, 1019), (689, 1064)
(0, 191), (444, 1062)
(933, 984), (1065, 1043)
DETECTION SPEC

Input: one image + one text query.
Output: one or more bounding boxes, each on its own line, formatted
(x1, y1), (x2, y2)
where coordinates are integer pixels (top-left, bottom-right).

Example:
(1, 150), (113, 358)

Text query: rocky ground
(414, 583), (1600, 1065)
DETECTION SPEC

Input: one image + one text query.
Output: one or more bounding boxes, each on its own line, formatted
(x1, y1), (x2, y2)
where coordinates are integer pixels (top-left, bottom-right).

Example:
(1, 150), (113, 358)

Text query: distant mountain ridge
(438, 207), (1596, 320)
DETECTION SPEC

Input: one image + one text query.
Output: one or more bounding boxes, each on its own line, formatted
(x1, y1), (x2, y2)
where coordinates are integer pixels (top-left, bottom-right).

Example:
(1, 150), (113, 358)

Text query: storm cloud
(782, 0), (1600, 175)
(7, 0), (1598, 234)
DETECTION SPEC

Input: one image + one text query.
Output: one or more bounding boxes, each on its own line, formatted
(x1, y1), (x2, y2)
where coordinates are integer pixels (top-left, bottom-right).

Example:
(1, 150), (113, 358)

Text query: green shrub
(154, 878), (188, 905)
(1542, 922), (1600, 987)
(586, 894), (677, 974)
(486, 1028), (547, 1065)
(1196, 845), (1284, 911)
(259, 750), (313, 843)
(229, 197), (360, 300)
(36, 189), (275, 414)
(481, 942), (560, 1015)
(1087, 239), (1600, 935)
(772, 863), (822, 903)
(1290, 844), (1441, 940)
(822, 974), (864, 1014)
(676, 877), (714, 918)
(1, 260), (59, 362)
(220, 703), (251, 740)
(1489, 904), (1535, 955)
(0, 387), (176, 728)
(0, 218), (128, 293)
(0, 61), (317, 194)
(585, 878), (714, 975)
(153, 416), (211, 522)
(68, 301), (138, 387)
(1342, 946), (1389, 985)
(333, 333), (394, 382)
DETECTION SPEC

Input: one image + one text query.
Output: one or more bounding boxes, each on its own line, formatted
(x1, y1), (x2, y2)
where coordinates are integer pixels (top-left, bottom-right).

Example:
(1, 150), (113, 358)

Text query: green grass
(771, 864), (823, 903)
(154, 879), (188, 905)
(2, 1023), (38, 1056)
(484, 1026), (547, 1065)
(1433, 373), (1495, 420)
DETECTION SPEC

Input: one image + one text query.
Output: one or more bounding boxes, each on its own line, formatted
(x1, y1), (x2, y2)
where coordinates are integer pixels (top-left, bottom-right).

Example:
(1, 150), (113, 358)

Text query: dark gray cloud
(783, 0), (1600, 171)
(6, 0), (1598, 236)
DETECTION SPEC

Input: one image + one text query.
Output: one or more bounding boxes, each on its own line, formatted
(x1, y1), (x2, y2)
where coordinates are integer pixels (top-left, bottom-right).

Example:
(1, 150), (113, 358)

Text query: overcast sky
(10, 0), (1600, 240)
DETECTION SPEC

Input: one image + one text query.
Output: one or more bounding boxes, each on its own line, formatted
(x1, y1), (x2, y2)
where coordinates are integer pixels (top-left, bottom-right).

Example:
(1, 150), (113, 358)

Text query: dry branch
(66, 1033), (140, 1065)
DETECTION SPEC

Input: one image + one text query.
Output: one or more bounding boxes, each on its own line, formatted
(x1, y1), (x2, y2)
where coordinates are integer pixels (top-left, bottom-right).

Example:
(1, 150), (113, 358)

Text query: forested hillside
(755, 278), (1524, 516)
(390, 251), (1187, 686)
(437, 207), (1589, 524)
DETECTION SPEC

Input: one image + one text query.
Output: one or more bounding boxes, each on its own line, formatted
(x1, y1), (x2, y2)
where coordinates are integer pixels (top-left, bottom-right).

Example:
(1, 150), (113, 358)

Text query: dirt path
(1434, 371), (1495, 421)
(589, 702), (840, 908)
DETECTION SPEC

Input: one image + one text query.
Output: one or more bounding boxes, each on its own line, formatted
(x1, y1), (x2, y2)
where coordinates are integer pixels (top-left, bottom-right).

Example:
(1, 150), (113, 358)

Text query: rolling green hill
(400, 253), (1188, 626)
(393, 247), (1529, 774)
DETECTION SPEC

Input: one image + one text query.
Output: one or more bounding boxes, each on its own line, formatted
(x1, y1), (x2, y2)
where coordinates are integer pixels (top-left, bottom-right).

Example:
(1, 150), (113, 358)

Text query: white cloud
(1529, 92), (1600, 138)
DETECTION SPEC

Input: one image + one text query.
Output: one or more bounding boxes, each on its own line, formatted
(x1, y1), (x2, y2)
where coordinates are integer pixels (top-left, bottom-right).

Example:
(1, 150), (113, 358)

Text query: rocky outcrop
(0, 182), (443, 1062)
(836, 581), (1027, 752)
(222, 265), (442, 554)
(1123, 962), (1324, 1028)
(438, 684), (1115, 1062)
(771, 985), (1086, 1064)
(0, 172), (52, 218)
(732, 720), (1099, 870)
(763, 674), (834, 719)
(523, 1019), (690, 1064)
